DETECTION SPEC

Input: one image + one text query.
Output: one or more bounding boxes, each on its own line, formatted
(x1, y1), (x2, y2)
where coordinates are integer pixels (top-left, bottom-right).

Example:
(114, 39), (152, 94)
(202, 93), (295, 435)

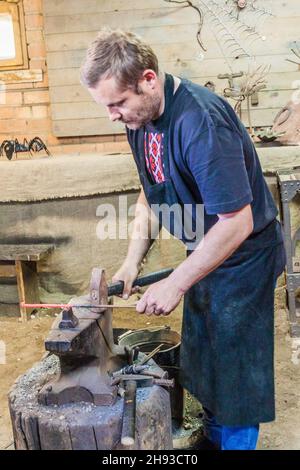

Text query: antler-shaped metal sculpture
(223, 63), (270, 133)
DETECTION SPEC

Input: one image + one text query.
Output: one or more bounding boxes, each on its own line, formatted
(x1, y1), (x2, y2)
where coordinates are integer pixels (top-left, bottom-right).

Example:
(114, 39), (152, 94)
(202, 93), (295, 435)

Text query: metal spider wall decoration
(0, 137), (51, 161)
(164, 0), (273, 57)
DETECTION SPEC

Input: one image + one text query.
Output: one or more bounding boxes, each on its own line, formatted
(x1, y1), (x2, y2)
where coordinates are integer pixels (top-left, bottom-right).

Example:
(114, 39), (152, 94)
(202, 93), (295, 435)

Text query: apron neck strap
(146, 73), (175, 131)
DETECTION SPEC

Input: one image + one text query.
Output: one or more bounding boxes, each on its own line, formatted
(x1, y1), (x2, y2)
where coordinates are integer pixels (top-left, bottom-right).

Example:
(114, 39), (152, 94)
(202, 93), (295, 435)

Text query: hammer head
(89, 267), (108, 313)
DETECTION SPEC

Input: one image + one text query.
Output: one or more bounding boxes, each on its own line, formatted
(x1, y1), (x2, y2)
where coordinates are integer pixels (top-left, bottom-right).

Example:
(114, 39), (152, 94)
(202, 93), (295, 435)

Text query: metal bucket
(117, 326), (184, 424)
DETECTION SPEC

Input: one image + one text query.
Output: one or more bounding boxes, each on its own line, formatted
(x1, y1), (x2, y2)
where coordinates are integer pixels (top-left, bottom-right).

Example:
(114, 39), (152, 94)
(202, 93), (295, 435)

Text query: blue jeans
(203, 408), (259, 450)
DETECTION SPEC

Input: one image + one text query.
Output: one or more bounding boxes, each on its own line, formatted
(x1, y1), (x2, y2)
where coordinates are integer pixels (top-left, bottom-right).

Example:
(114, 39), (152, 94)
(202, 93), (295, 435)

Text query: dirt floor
(0, 286), (300, 450)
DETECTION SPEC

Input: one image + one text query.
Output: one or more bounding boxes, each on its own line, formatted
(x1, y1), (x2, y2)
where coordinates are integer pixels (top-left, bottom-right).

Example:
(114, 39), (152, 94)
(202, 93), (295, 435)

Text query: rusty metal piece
(112, 364), (168, 380)
(139, 344), (164, 365)
(112, 374), (173, 387)
(89, 267), (109, 313)
(58, 307), (79, 329)
(112, 364), (148, 377)
(218, 71), (244, 90)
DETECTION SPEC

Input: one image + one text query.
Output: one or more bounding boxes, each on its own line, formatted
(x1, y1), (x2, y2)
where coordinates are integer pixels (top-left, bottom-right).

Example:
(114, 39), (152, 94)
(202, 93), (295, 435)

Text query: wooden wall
(43, 0), (300, 137)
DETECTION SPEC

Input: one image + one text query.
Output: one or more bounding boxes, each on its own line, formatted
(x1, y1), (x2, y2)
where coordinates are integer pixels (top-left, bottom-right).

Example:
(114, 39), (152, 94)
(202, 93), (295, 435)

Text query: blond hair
(80, 29), (159, 91)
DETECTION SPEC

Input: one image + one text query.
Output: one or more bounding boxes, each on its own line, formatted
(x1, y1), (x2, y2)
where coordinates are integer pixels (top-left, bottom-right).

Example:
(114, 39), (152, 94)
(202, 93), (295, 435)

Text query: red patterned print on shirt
(144, 131), (165, 183)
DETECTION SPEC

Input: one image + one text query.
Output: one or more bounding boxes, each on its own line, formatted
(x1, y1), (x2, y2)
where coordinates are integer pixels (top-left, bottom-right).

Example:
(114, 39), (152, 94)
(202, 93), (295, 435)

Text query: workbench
(0, 244), (55, 321)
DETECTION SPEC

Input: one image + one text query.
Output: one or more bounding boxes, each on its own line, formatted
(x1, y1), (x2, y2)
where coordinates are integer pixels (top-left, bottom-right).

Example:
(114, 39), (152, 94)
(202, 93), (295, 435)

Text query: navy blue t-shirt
(127, 76), (278, 237)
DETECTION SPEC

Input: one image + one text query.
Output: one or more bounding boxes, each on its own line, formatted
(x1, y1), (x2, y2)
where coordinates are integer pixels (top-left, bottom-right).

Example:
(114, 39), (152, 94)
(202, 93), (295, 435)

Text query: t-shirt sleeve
(185, 125), (253, 215)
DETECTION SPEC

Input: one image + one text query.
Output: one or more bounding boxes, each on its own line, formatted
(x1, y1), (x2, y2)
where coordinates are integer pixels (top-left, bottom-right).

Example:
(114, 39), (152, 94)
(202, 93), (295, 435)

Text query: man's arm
(136, 204), (253, 314)
(170, 203), (253, 292)
(125, 188), (158, 267)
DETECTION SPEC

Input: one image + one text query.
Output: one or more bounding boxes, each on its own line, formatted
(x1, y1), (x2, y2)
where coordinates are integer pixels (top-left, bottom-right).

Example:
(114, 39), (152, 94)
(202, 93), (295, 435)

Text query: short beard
(137, 89), (161, 125)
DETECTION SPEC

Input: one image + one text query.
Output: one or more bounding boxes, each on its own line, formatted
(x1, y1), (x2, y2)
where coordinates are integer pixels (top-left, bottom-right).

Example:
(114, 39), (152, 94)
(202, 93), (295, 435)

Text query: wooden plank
(22, 416), (41, 450)
(44, 24), (300, 60)
(51, 106), (283, 137)
(51, 102), (104, 120)
(0, 262), (16, 278)
(46, 49), (299, 75)
(0, 244), (55, 261)
(69, 426), (98, 450)
(38, 419), (73, 450)
(15, 260), (27, 321)
(46, 17), (300, 56)
(43, 6), (298, 57)
(42, 0), (300, 17)
(240, 89), (296, 110)
(52, 117), (125, 136)
(50, 89), (294, 122)
(45, 30), (293, 58)
(237, 108), (280, 127)
(8, 408), (28, 450)
(43, 0), (300, 137)
(193, 73), (300, 93)
(48, 68), (300, 90)
(44, 8), (300, 35)
(44, 7), (197, 35)
(43, 0), (176, 16)
(22, 261), (40, 314)
(49, 85), (92, 104)
(49, 84), (295, 108)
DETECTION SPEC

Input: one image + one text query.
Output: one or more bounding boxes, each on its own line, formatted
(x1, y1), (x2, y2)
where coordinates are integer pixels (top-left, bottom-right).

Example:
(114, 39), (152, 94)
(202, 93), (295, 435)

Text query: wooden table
(0, 244), (55, 321)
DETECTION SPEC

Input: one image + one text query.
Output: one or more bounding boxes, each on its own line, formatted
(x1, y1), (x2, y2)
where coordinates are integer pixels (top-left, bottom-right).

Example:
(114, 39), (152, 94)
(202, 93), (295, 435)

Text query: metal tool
(139, 344), (164, 365)
(111, 364), (168, 383)
(20, 302), (138, 310)
(119, 374), (174, 447)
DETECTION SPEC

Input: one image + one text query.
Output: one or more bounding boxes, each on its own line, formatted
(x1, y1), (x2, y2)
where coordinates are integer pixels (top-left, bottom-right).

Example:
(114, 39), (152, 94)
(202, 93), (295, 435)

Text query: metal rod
(139, 344), (164, 365)
(20, 302), (137, 310)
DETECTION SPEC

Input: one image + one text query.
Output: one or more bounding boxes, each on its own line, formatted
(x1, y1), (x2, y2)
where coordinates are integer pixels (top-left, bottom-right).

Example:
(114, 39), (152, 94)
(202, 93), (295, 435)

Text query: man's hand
(136, 277), (184, 316)
(112, 261), (140, 299)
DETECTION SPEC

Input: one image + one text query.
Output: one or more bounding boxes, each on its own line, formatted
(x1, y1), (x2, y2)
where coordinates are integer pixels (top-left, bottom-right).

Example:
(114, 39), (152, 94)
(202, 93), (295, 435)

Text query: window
(0, 1), (28, 70)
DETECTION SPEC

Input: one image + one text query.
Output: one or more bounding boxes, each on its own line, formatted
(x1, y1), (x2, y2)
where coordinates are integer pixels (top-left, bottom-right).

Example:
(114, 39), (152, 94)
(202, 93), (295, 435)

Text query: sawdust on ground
(1, 294), (300, 450)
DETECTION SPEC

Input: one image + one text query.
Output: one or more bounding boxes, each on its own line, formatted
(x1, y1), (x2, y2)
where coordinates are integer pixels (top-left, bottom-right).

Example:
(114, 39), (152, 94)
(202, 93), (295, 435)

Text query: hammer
(119, 374), (174, 447)
(20, 267), (174, 316)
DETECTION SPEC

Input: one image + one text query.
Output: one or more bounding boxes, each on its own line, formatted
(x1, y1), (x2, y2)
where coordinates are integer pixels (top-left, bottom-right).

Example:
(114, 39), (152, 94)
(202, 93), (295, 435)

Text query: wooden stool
(0, 244), (55, 321)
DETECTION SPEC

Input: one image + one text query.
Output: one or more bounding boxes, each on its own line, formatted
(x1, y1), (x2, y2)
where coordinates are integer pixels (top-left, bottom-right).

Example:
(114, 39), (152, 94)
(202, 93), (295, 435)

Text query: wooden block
(0, 244), (55, 261)
(16, 260), (40, 321)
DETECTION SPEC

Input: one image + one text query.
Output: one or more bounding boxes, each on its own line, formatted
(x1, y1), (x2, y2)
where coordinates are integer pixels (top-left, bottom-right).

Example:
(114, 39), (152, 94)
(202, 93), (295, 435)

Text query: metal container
(118, 326), (184, 424)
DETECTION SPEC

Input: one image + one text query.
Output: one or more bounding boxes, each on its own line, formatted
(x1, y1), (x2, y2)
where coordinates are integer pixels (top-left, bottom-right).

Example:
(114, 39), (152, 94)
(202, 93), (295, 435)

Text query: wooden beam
(15, 260), (27, 322)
